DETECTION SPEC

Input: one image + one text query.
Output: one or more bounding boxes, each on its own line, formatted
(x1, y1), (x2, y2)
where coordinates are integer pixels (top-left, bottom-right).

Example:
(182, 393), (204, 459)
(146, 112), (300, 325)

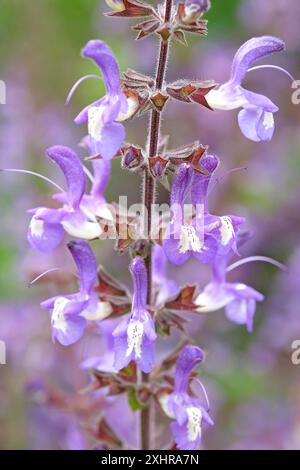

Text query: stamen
(209, 166), (248, 195)
(66, 74), (103, 105)
(190, 378), (210, 412)
(29, 268), (78, 287)
(227, 256), (287, 273)
(1, 168), (64, 192)
(248, 65), (295, 83)
(83, 165), (95, 183)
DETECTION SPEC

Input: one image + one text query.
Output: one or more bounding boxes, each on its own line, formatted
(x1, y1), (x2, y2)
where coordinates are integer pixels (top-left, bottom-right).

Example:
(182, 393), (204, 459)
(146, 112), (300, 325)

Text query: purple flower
(27, 145), (103, 253)
(195, 252), (264, 332)
(160, 345), (213, 450)
(163, 157), (245, 265)
(113, 257), (157, 373)
(152, 244), (178, 305)
(74, 40), (130, 160)
(41, 240), (112, 346)
(205, 36), (285, 141)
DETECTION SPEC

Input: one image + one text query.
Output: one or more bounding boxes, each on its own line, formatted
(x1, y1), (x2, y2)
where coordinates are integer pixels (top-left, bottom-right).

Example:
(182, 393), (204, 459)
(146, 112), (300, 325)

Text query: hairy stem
(140, 0), (173, 451)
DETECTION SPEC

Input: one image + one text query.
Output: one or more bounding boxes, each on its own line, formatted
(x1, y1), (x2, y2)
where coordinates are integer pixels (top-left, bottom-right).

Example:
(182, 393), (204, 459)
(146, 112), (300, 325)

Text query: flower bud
(121, 146), (143, 170)
(105, 0), (125, 12)
(183, 0), (211, 24)
(149, 156), (168, 178)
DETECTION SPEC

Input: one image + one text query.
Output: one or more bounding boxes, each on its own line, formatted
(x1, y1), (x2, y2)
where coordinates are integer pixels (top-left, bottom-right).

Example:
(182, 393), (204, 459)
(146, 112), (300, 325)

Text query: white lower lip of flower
(126, 320), (144, 359)
(196, 287), (234, 312)
(186, 407), (202, 442)
(262, 111), (274, 130)
(105, 0), (125, 12)
(62, 219), (102, 240)
(81, 302), (112, 321)
(159, 393), (175, 419)
(116, 97), (139, 122)
(30, 217), (45, 238)
(205, 88), (246, 111)
(52, 297), (70, 333)
(219, 216), (234, 247)
(179, 225), (203, 254)
(88, 106), (105, 142)
(95, 205), (113, 221)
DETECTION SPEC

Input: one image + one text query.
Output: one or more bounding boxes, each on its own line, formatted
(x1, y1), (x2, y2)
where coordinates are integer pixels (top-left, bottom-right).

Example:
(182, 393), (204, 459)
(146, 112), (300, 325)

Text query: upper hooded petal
(171, 163), (194, 207)
(130, 256), (148, 317)
(230, 36), (285, 86)
(175, 345), (204, 393)
(191, 154), (220, 212)
(46, 145), (86, 209)
(82, 40), (121, 95)
(67, 240), (97, 295)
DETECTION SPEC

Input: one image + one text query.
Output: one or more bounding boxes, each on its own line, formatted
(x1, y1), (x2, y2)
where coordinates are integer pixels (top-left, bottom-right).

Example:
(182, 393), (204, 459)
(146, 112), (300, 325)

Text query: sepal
(105, 0), (155, 18)
(121, 144), (144, 170)
(166, 142), (208, 173)
(175, 3), (208, 35)
(132, 18), (161, 40)
(165, 285), (198, 312)
(148, 156), (169, 178)
(167, 79), (217, 109)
